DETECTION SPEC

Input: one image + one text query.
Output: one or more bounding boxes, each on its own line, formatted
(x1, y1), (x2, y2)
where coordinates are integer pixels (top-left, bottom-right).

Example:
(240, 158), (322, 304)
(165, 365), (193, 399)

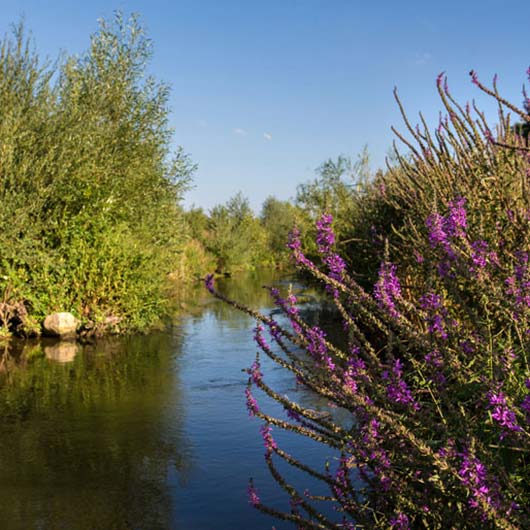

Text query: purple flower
(246, 387), (259, 417)
(446, 197), (467, 236)
(424, 349), (446, 386)
(247, 481), (260, 506)
(374, 261), (402, 319)
(458, 450), (503, 514)
(505, 251), (530, 314)
(425, 197), (467, 262)
(425, 349), (442, 368)
(287, 227), (302, 252)
(390, 512), (410, 529)
(515, 251), (529, 280)
(357, 417), (393, 491)
(204, 273), (215, 294)
(315, 213), (335, 254)
(487, 391), (522, 439)
(419, 292), (443, 310)
(437, 258), (452, 278)
(253, 324), (269, 353)
(521, 379), (530, 422)
(383, 359), (420, 410)
(304, 325), (335, 370)
(471, 240), (489, 269)
(315, 214), (346, 294)
(420, 292), (449, 339)
(260, 424), (278, 454)
(287, 227), (313, 267)
(343, 347), (366, 393)
(470, 240), (498, 273)
(460, 339), (475, 354)
(267, 320), (282, 341)
(437, 439), (457, 459)
(332, 459), (350, 499)
(270, 288), (302, 334)
(365, 417), (381, 440)
(425, 212), (447, 248)
(249, 358), (262, 384)
(325, 253), (346, 279)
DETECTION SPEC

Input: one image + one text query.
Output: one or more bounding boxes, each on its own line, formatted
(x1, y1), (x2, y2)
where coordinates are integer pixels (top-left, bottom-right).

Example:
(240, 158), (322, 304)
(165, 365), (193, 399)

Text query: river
(0, 270), (342, 530)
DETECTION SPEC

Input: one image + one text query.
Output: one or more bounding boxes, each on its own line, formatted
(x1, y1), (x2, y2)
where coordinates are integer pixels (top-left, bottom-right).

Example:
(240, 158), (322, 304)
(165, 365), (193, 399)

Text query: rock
(44, 341), (79, 363)
(43, 312), (79, 338)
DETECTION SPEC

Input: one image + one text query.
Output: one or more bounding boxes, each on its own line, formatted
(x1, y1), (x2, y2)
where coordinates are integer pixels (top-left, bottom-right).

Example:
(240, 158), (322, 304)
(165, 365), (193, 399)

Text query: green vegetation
(0, 14), (195, 335)
(2, 8), (526, 352)
(203, 193), (268, 272)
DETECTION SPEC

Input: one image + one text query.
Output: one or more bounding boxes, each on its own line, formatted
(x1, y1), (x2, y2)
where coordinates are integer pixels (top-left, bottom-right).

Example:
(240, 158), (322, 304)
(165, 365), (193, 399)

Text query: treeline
(12, 11), (521, 340)
(179, 145), (375, 274)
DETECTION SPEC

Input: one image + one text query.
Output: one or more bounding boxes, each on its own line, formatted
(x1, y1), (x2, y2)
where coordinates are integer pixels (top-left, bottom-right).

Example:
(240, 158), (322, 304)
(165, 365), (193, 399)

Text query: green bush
(0, 13), (194, 334)
(260, 196), (302, 263)
(204, 193), (269, 273)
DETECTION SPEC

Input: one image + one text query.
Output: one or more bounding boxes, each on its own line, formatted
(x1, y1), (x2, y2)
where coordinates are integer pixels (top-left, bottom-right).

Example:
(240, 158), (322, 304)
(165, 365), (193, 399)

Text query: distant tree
(206, 193), (267, 272)
(260, 196), (300, 261)
(295, 147), (372, 254)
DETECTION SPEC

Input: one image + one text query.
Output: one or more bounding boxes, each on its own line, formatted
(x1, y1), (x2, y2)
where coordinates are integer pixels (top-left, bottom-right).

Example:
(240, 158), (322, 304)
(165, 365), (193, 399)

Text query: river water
(0, 270), (342, 530)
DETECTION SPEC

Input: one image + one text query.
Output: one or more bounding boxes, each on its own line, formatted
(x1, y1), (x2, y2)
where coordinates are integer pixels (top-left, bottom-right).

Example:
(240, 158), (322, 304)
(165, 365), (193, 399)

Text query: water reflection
(0, 334), (189, 530)
(44, 340), (79, 363)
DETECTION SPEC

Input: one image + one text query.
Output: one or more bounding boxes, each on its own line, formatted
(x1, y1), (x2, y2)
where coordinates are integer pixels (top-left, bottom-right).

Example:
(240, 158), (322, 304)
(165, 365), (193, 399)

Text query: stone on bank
(43, 312), (79, 338)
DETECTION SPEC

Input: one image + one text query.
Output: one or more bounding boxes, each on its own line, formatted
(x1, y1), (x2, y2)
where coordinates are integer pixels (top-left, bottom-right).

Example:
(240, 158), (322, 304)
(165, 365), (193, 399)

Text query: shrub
(0, 13), (194, 334)
(260, 196), (302, 264)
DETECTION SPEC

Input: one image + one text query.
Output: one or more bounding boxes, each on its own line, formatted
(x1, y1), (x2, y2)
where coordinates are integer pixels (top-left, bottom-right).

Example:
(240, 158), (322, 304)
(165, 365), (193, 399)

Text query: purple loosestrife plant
(204, 71), (530, 530)
(205, 200), (530, 530)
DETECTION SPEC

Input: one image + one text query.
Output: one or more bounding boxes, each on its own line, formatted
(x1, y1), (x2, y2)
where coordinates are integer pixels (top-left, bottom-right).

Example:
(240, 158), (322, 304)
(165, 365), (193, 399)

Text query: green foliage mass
(181, 194), (308, 277)
(260, 196), (301, 260)
(204, 192), (269, 273)
(0, 14), (194, 335)
(294, 147), (378, 284)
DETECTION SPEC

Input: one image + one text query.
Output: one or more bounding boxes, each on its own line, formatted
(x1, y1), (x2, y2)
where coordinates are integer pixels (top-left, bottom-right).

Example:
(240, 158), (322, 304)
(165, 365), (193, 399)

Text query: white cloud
(263, 132), (272, 141)
(233, 128), (248, 136)
(415, 52), (432, 66)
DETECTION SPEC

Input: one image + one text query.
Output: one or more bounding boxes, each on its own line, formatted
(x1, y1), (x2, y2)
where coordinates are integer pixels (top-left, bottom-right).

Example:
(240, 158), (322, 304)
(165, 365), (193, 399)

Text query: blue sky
(1, 0), (529, 211)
